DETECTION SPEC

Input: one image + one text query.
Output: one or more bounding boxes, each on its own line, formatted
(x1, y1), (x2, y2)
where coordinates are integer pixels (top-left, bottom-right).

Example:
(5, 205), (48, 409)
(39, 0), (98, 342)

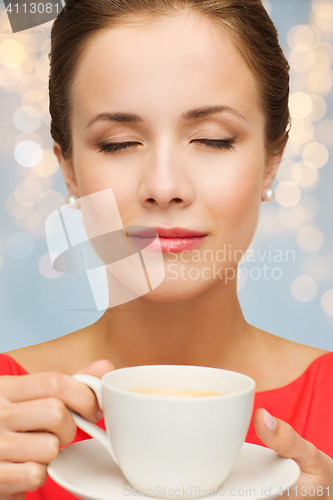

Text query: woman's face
(56, 12), (281, 302)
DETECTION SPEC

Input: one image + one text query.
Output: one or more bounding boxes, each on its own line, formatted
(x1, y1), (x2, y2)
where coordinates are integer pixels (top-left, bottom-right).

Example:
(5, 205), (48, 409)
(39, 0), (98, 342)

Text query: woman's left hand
(253, 408), (333, 499)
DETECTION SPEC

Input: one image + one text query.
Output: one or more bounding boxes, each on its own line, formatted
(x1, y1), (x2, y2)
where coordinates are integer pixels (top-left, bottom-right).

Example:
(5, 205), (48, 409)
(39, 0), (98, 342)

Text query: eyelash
(97, 139), (236, 154)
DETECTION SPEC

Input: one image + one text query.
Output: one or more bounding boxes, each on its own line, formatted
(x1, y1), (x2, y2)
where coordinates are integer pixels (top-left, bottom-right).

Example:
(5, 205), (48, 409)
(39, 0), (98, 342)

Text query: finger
(8, 494), (26, 500)
(74, 359), (115, 377)
(0, 398), (77, 446)
(0, 431), (59, 464)
(74, 359), (115, 415)
(253, 408), (323, 474)
(0, 373), (100, 422)
(0, 462), (47, 494)
(0, 494), (25, 500)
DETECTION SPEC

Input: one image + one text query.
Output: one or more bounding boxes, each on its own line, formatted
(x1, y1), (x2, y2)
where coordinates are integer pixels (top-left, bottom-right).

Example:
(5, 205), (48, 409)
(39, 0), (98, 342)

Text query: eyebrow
(85, 105), (246, 129)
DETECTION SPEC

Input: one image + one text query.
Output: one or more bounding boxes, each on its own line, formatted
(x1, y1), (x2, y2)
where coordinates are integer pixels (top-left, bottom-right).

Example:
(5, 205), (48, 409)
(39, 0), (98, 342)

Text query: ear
(53, 141), (80, 198)
(261, 148), (284, 202)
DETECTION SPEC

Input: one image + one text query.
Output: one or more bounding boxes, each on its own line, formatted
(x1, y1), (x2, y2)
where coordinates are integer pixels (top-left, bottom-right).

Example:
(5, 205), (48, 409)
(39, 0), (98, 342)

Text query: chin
(141, 277), (218, 303)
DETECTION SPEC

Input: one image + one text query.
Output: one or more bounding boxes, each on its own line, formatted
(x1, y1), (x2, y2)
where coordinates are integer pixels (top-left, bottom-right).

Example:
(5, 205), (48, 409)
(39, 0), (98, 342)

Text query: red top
(1, 351), (333, 499)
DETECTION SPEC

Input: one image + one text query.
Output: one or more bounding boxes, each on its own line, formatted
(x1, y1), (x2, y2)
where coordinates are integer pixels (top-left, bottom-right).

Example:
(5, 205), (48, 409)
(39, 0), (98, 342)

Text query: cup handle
(70, 373), (119, 465)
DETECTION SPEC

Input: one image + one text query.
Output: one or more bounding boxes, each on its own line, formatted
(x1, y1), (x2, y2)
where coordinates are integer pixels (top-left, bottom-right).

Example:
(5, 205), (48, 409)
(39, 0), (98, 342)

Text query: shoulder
(5, 325), (96, 375)
(255, 330), (330, 391)
(271, 334), (330, 373)
(264, 331), (329, 365)
(305, 348), (333, 380)
(283, 339), (329, 367)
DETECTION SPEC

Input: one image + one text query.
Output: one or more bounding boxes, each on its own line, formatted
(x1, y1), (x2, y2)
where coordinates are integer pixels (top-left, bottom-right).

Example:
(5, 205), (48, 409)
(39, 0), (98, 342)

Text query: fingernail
(263, 409), (277, 431)
(96, 409), (103, 420)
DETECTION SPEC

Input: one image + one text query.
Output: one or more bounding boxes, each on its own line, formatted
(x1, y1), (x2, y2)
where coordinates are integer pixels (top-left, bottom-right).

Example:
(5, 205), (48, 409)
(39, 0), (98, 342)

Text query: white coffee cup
(71, 365), (255, 499)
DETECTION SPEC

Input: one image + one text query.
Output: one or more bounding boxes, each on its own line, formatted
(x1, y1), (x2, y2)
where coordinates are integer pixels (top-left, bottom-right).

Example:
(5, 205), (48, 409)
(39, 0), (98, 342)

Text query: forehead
(71, 12), (261, 128)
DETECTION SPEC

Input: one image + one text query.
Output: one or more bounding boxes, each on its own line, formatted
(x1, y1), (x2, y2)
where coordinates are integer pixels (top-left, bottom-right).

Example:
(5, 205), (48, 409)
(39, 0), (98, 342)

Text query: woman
(1, 0), (333, 498)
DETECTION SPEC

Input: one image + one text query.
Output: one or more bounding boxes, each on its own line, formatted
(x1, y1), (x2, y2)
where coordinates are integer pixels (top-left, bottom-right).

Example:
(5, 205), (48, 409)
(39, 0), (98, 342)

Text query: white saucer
(47, 439), (300, 500)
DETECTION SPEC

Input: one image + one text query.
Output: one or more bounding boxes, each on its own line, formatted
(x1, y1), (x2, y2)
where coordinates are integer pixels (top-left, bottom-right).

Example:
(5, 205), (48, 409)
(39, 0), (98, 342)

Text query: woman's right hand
(0, 359), (114, 500)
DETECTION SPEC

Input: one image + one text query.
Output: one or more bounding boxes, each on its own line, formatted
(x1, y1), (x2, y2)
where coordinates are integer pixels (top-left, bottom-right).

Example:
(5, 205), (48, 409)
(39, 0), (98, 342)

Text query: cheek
(203, 159), (263, 248)
(206, 162), (262, 214)
(74, 158), (137, 215)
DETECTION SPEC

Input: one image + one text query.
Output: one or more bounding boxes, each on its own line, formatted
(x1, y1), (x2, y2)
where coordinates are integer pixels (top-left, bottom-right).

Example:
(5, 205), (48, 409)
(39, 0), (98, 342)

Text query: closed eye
(97, 139), (236, 154)
(97, 141), (139, 153)
(191, 139), (236, 151)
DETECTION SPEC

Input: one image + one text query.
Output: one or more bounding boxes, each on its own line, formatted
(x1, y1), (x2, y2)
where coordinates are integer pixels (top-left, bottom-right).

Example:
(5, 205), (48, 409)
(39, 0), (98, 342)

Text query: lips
(126, 227), (207, 253)
(127, 227), (207, 238)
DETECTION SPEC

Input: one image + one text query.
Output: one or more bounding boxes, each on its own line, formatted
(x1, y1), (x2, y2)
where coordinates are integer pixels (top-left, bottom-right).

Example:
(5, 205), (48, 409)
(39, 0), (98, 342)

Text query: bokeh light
(314, 119), (333, 146)
(24, 179), (43, 198)
(38, 191), (65, 216)
(5, 232), (34, 260)
(298, 194), (320, 221)
(290, 163), (303, 184)
(14, 189), (35, 208)
(32, 149), (59, 177)
(15, 131), (43, 149)
(302, 141), (329, 169)
(313, 3), (333, 31)
(306, 69), (333, 96)
(1, 66), (24, 91)
(289, 50), (314, 73)
(275, 181), (301, 207)
(321, 289), (333, 316)
(316, 41), (333, 62)
(285, 139), (303, 157)
(38, 252), (63, 280)
(0, 40), (25, 67)
(257, 209), (283, 235)
(289, 92), (313, 119)
(0, 128), (18, 154)
(293, 162), (318, 188)
(287, 24), (320, 51)
(291, 275), (318, 302)
(24, 211), (46, 239)
(276, 160), (297, 183)
(289, 71), (307, 94)
(307, 95), (327, 121)
(289, 119), (314, 144)
(302, 256), (328, 281)
(0, 98), (16, 125)
(20, 54), (37, 75)
(14, 140), (43, 168)
(40, 100), (51, 126)
(305, 50), (331, 70)
(19, 74), (47, 103)
(297, 225), (324, 253)
(27, 172), (53, 190)
(13, 105), (42, 133)
(278, 205), (305, 228)
(35, 54), (50, 82)
(5, 193), (34, 218)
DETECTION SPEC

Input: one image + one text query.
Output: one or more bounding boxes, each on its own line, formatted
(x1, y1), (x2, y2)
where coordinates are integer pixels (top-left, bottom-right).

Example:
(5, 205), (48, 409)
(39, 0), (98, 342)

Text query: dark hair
(49, 0), (290, 160)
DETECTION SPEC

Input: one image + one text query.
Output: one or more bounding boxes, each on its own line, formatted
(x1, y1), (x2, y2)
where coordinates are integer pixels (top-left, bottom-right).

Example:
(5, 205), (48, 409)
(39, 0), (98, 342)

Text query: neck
(91, 278), (261, 374)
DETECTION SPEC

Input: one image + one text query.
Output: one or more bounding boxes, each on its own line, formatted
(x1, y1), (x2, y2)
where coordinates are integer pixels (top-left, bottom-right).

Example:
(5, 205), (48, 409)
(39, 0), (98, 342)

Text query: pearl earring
(262, 187), (275, 202)
(65, 194), (80, 209)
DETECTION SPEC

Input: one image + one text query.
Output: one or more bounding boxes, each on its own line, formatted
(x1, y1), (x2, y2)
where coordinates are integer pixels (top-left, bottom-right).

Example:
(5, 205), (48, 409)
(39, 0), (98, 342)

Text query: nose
(137, 142), (194, 209)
